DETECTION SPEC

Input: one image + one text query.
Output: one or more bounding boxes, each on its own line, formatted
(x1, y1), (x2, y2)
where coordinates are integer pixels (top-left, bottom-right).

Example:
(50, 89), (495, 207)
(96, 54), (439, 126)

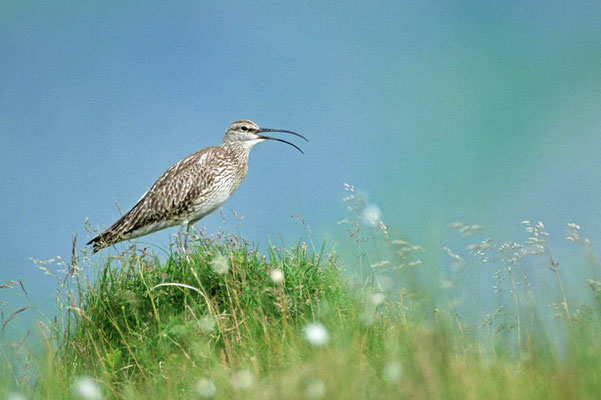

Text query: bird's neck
(221, 141), (253, 164)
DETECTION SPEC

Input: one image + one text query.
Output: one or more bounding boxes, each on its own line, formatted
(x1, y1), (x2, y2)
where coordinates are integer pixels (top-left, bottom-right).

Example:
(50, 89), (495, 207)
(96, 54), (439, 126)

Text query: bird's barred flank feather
(87, 120), (307, 253)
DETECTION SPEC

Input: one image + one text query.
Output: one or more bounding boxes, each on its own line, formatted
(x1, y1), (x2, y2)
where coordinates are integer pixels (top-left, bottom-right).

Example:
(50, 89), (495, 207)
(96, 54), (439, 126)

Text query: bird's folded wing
(124, 148), (217, 230)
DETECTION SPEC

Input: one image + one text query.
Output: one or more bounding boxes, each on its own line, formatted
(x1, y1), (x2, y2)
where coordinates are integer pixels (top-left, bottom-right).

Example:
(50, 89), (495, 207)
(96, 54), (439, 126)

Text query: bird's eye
(241, 126), (248, 131)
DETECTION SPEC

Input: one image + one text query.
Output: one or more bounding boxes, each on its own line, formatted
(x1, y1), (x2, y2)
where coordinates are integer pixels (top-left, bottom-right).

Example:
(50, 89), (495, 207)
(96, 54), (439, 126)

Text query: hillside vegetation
(2, 191), (601, 399)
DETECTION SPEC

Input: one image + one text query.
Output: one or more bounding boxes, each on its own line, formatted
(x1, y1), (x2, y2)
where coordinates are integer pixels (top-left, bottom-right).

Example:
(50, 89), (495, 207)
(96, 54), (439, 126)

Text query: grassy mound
(41, 235), (349, 397)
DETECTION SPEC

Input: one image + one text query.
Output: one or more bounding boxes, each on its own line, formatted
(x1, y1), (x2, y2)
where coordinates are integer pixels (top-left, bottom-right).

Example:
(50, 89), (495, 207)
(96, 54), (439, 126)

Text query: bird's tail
(87, 214), (132, 253)
(87, 229), (121, 253)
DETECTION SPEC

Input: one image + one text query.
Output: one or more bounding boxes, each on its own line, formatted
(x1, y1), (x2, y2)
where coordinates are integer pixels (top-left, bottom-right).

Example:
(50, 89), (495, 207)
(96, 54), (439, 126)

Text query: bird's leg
(184, 223), (191, 253)
(176, 224), (189, 255)
(177, 224), (193, 262)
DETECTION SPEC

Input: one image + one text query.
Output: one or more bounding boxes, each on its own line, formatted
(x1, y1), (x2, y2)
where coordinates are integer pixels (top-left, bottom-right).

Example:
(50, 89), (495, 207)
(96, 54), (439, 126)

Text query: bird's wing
(123, 146), (220, 230)
(89, 146), (223, 250)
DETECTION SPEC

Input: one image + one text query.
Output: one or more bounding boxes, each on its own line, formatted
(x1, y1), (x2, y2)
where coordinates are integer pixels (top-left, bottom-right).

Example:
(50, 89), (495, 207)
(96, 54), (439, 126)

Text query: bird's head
(222, 120), (307, 153)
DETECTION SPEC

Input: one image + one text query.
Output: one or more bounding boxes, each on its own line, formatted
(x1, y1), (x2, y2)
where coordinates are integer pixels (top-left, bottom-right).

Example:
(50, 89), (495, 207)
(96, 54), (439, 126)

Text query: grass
(2, 189), (601, 399)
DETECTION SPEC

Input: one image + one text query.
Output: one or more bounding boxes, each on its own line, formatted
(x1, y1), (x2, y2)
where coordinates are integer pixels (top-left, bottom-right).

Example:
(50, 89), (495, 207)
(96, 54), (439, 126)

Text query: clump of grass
(34, 228), (346, 397)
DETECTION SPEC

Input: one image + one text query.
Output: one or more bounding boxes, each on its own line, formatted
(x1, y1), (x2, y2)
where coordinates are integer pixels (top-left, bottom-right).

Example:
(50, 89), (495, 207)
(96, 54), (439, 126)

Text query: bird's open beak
(257, 127), (308, 154)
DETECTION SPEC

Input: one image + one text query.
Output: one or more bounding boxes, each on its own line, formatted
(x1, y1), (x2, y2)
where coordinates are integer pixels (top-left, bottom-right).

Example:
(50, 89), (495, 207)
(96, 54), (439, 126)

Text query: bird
(87, 120), (307, 253)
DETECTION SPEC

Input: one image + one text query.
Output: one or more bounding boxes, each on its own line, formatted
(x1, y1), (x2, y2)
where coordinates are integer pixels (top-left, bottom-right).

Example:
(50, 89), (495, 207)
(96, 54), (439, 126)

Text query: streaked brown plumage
(88, 120), (306, 253)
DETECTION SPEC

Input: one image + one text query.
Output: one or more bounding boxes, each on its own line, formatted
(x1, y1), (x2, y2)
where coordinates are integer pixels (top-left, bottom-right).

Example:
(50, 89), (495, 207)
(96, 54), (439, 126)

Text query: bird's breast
(186, 163), (246, 224)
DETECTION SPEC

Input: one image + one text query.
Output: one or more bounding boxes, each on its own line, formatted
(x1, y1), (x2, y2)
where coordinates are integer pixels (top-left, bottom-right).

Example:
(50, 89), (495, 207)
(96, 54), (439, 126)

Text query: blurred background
(1, 1), (600, 346)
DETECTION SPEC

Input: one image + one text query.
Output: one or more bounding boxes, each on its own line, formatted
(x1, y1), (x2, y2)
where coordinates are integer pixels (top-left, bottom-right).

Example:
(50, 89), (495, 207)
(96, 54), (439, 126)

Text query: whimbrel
(87, 120), (307, 253)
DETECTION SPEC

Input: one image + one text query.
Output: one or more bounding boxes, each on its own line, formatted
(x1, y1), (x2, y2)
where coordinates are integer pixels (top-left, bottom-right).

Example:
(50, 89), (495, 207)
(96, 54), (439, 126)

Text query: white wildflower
(233, 369), (255, 391)
(72, 376), (102, 400)
(305, 378), (326, 399)
(198, 315), (216, 332)
(362, 204), (382, 227)
(370, 292), (386, 306)
(383, 361), (403, 382)
(211, 253), (229, 274)
(195, 378), (217, 398)
(303, 322), (330, 346)
(269, 269), (284, 284)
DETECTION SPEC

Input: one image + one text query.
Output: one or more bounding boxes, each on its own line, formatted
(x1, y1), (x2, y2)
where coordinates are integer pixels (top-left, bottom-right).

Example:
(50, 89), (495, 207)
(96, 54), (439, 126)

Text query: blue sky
(2, 1), (601, 342)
